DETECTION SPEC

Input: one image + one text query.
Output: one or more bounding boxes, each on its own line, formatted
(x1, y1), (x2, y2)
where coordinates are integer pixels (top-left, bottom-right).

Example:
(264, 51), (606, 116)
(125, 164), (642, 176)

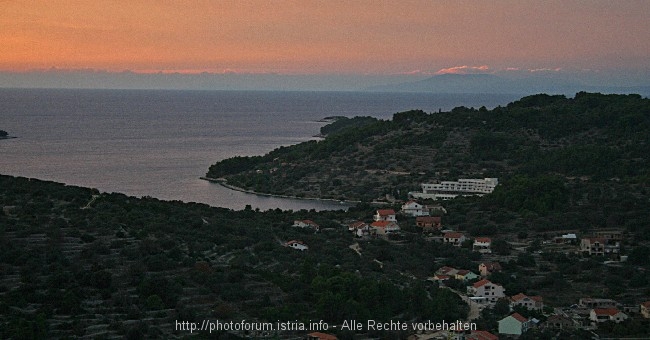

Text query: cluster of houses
(427, 260), (650, 338)
(285, 191), (644, 339)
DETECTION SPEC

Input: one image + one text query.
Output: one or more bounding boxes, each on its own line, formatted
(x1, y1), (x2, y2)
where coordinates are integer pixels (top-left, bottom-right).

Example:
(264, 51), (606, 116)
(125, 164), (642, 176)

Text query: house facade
(467, 279), (505, 305)
(543, 315), (575, 330)
(410, 178), (498, 200)
(640, 301), (650, 319)
(498, 313), (529, 336)
(455, 270), (479, 282)
(589, 308), (628, 323)
(416, 216), (442, 229)
(510, 293), (544, 311)
(285, 240), (308, 251)
(307, 332), (338, 340)
(373, 209), (397, 222)
(401, 201), (429, 216)
(473, 237), (492, 253)
(370, 221), (400, 235)
(580, 237), (620, 257)
(348, 221), (372, 237)
(293, 220), (320, 230)
(443, 232), (466, 247)
(479, 262), (502, 276)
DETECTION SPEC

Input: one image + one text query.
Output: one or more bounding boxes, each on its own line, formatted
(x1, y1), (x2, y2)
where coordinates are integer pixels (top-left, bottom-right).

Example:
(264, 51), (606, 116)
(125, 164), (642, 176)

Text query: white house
(473, 237), (492, 253)
(293, 220), (320, 230)
(410, 178), (498, 200)
(510, 293), (544, 311)
(373, 209), (397, 222)
(443, 232), (466, 247)
(589, 308), (628, 323)
(498, 313), (529, 336)
(348, 221), (372, 237)
(401, 201), (429, 217)
(370, 221), (400, 235)
(285, 240), (308, 251)
(467, 279), (505, 306)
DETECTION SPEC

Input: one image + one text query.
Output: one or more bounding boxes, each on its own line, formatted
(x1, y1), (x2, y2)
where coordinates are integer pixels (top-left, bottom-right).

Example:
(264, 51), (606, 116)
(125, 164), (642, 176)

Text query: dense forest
(207, 92), (649, 202)
(0, 129), (8, 138)
(0, 175), (471, 339)
(207, 92), (650, 238)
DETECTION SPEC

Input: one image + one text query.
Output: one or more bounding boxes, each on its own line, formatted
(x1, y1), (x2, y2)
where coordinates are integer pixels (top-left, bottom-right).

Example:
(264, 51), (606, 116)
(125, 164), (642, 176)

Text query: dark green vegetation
(208, 92), (650, 237)
(0, 175), (468, 339)
(208, 92), (649, 201)
(0, 130), (8, 138)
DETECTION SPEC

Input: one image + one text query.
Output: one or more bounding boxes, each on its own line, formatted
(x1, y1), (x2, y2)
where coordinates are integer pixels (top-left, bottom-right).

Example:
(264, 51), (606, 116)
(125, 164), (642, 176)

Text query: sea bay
(0, 89), (518, 210)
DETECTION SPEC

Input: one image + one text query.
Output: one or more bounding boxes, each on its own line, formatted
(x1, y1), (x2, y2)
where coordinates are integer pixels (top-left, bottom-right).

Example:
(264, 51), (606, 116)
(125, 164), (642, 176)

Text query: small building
(443, 232), (466, 247)
(401, 200), (429, 217)
(455, 269), (479, 282)
(589, 308), (628, 323)
(436, 266), (459, 276)
(467, 279), (505, 306)
(592, 229), (624, 241)
(554, 233), (578, 244)
(307, 332), (338, 340)
(416, 216), (442, 229)
(466, 330), (499, 340)
(510, 293), (544, 311)
(285, 240), (308, 251)
(473, 237), (492, 253)
(543, 314), (575, 330)
(580, 237), (620, 257)
(498, 313), (529, 336)
(373, 209), (397, 222)
(640, 301), (650, 319)
(579, 298), (618, 309)
(348, 221), (372, 237)
(479, 262), (502, 276)
(293, 220), (320, 230)
(370, 220), (400, 235)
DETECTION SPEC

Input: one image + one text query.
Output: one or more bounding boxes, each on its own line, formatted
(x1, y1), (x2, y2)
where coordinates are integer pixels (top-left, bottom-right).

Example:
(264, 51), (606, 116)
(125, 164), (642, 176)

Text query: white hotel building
(410, 178), (498, 200)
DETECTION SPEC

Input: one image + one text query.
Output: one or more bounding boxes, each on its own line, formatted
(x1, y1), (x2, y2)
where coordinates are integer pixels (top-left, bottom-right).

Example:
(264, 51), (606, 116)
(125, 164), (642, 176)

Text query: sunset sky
(2, 1), (650, 89)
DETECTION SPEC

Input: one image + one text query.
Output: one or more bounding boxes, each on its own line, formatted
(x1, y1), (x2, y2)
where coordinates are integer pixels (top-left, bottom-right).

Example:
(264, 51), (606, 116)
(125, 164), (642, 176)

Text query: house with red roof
(370, 220), (400, 236)
(641, 301), (650, 319)
(580, 237), (620, 257)
(455, 269), (479, 282)
(473, 237), (492, 253)
(466, 330), (499, 340)
(373, 209), (397, 222)
(589, 308), (628, 323)
(293, 219), (320, 230)
(307, 332), (338, 340)
(498, 313), (530, 336)
(415, 215), (442, 229)
(348, 221), (372, 237)
(436, 266), (459, 276)
(285, 240), (308, 251)
(510, 293), (544, 311)
(479, 262), (502, 276)
(467, 279), (505, 305)
(443, 232), (466, 247)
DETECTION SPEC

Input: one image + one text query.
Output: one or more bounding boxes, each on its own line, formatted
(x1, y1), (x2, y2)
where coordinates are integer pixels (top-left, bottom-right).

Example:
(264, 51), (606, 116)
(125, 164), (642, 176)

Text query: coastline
(200, 176), (361, 205)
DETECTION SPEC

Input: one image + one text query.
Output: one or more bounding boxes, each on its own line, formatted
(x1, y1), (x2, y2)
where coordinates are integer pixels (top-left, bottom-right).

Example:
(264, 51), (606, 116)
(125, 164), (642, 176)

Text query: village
(285, 179), (650, 339)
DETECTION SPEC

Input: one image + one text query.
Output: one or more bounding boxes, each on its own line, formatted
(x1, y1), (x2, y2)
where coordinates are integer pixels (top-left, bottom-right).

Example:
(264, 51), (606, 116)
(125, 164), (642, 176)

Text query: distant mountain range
(366, 73), (650, 96)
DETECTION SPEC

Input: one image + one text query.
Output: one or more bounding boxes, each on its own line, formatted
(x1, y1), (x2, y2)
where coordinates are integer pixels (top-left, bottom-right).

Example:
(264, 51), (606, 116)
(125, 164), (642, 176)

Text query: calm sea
(0, 89), (518, 210)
